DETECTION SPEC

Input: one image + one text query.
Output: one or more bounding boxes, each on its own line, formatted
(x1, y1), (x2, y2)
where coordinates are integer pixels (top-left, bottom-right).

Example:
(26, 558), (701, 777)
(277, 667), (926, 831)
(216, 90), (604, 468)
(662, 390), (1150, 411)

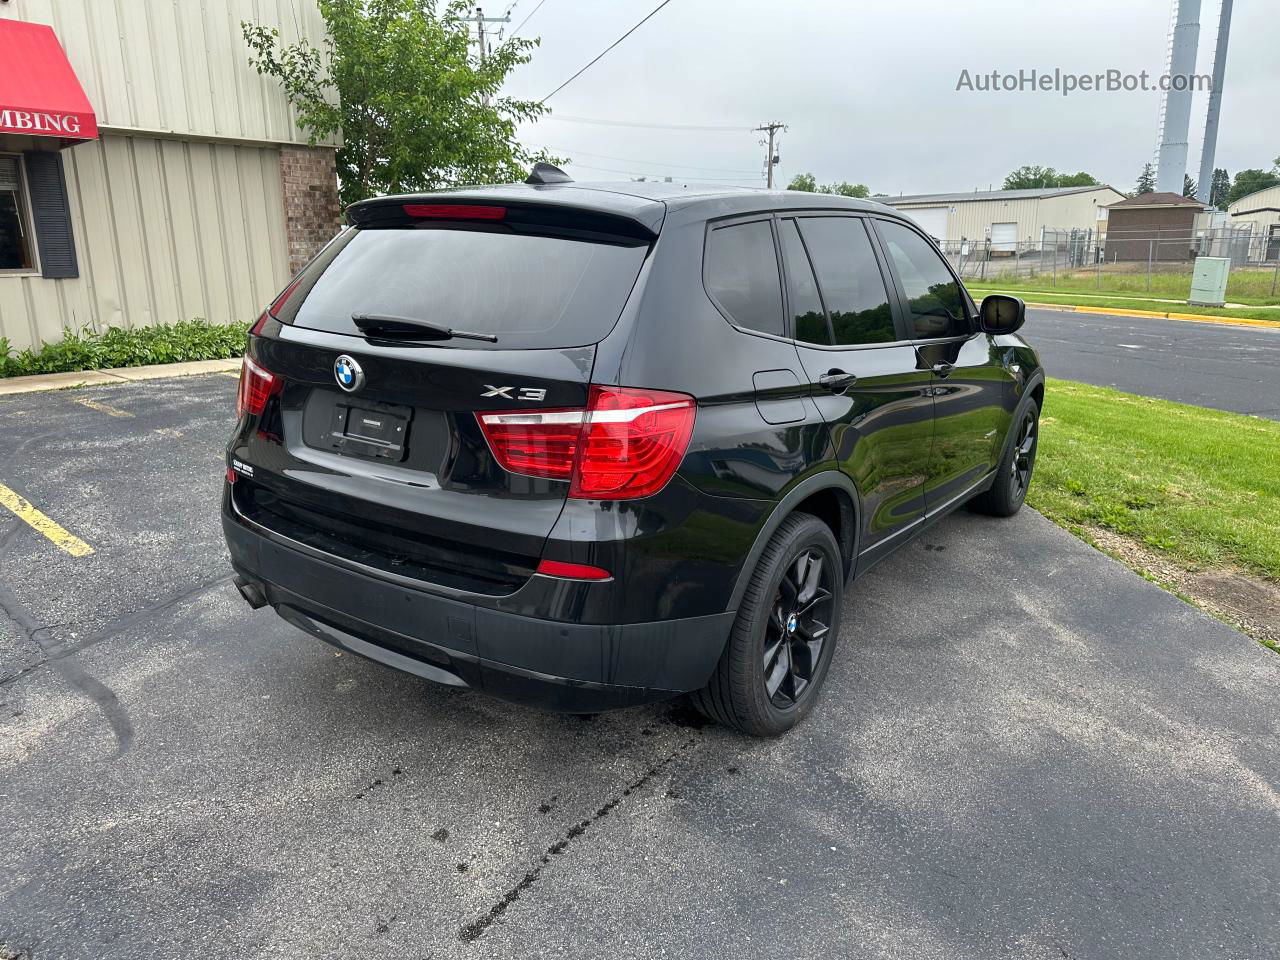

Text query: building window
(0, 155), (37, 272)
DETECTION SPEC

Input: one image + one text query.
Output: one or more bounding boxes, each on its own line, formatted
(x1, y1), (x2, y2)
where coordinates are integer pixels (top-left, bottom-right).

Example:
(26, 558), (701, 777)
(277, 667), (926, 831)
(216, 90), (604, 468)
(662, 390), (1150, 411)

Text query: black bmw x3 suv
(223, 164), (1043, 736)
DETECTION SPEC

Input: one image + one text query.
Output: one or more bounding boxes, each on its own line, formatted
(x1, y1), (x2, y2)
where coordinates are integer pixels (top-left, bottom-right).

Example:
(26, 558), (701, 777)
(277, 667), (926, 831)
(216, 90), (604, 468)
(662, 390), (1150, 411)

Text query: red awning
(0, 19), (97, 141)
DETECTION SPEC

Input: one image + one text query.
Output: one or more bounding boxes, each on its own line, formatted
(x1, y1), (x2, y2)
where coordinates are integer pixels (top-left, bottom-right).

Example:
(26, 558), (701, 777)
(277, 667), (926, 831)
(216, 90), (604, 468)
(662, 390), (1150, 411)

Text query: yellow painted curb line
(1014, 301), (1280, 330)
(0, 483), (96, 557)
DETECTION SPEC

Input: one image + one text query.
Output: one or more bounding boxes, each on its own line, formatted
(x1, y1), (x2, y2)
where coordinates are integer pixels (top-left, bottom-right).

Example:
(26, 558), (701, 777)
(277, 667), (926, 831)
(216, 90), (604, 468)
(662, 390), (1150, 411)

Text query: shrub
(0, 320), (247, 378)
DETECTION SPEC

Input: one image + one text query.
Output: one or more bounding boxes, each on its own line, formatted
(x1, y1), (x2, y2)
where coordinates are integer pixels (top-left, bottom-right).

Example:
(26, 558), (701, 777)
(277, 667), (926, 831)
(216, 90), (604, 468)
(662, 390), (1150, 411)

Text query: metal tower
(1195, 0), (1233, 204)
(1155, 0), (1202, 194)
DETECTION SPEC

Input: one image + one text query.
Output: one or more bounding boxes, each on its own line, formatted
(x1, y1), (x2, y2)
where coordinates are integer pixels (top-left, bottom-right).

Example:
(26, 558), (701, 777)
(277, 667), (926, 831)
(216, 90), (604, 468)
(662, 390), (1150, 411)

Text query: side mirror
(979, 294), (1026, 335)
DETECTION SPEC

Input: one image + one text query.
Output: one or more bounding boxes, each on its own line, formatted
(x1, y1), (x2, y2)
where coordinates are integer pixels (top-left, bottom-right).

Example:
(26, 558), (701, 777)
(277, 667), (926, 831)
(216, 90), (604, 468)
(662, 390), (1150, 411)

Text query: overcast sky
(502, 0), (1276, 195)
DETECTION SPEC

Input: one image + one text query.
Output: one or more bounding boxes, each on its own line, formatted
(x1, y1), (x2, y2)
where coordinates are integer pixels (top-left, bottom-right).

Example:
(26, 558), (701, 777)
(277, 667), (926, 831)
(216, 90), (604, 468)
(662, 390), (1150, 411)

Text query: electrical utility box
(1189, 256), (1230, 307)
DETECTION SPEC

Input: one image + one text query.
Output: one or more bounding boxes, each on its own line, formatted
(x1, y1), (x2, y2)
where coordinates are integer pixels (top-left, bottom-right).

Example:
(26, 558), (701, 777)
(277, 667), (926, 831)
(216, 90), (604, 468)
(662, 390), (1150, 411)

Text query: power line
(542, 0), (677, 102)
(507, 0), (550, 40)
(564, 161), (762, 183)
(540, 145), (761, 175)
(541, 114), (748, 132)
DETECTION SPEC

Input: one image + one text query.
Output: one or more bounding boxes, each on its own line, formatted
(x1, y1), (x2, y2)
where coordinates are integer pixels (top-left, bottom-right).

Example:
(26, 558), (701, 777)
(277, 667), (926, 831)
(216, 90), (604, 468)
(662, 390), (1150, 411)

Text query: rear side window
(875, 220), (969, 339)
(287, 227), (648, 349)
(797, 217), (897, 345)
(704, 220), (784, 336)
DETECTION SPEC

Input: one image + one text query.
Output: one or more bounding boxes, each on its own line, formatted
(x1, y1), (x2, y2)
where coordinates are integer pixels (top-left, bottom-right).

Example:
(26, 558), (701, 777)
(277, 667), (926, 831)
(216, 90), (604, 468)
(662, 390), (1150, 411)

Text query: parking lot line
(0, 483), (96, 557)
(75, 397), (134, 418)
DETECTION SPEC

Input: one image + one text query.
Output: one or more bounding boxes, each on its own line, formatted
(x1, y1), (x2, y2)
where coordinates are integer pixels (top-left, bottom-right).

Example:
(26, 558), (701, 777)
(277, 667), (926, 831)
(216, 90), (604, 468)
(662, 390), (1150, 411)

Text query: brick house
(1103, 192), (1206, 262)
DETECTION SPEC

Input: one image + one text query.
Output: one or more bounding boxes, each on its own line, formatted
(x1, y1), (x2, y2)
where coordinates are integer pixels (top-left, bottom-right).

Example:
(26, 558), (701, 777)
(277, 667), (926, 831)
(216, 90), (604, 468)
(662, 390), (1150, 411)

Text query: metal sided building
(1227, 185), (1280, 262)
(878, 185), (1126, 251)
(0, 0), (341, 353)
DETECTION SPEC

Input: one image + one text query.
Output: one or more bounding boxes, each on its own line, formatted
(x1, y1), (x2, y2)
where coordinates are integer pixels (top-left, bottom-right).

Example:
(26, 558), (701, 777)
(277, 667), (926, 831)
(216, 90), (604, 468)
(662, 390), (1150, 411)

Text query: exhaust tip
(233, 575), (268, 610)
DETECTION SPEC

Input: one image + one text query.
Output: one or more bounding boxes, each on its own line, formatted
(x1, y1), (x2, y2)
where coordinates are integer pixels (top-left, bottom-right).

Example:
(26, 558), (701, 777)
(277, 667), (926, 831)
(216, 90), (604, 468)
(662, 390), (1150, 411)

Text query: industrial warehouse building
(1227, 185), (1280, 262)
(0, 1), (340, 353)
(879, 185), (1126, 251)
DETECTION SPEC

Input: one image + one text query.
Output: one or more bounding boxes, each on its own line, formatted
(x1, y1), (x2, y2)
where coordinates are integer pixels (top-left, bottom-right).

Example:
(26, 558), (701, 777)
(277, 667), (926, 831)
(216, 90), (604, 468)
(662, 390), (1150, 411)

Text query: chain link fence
(939, 228), (1280, 301)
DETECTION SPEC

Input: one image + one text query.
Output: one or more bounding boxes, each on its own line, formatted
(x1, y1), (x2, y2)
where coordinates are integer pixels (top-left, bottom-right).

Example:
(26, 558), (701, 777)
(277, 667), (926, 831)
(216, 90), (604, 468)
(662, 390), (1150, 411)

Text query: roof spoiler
(344, 195), (658, 243)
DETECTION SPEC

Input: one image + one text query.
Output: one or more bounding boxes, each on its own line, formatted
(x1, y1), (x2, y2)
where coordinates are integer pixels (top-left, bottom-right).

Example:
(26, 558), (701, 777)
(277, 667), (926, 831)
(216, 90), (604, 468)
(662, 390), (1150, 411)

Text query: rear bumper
(222, 506), (735, 712)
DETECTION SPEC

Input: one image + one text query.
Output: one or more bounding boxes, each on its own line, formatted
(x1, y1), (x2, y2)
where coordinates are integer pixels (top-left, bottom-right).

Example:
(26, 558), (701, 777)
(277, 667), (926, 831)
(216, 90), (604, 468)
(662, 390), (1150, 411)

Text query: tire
(970, 398), (1040, 517)
(692, 513), (844, 737)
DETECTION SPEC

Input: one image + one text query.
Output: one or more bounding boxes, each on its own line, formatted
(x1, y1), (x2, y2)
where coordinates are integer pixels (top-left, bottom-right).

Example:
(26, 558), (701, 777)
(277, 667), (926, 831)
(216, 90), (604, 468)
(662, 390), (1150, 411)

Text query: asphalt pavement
(1, 373), (1277, 960)
(1023, 307), (1280, 418)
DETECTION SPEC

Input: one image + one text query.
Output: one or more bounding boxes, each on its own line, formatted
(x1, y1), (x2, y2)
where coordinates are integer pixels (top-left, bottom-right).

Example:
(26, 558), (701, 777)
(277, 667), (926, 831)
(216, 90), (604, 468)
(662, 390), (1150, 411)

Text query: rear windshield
(286, 226), (648, 349)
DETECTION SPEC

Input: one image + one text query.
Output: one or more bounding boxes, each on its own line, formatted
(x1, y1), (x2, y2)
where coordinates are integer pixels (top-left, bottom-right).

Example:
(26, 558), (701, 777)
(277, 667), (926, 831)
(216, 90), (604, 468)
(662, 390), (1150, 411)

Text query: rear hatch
(228, 197), (657, 596)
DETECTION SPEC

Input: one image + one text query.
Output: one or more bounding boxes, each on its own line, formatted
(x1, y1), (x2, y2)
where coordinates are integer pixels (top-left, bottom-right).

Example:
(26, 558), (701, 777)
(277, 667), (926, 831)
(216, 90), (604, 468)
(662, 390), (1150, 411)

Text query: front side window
(875, 220), (969, 339)
(0, 156), (36, 271)
(797, 217), (896, 345)
(704, 220), (784, 336)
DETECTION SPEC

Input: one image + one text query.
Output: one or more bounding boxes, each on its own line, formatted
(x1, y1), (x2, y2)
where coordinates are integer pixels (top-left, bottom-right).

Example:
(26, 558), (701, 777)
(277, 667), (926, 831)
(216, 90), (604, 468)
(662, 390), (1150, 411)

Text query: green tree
(1003, 166), (1099, 190)
(785, 173), (869, 197)
(1055, 171), (1100, 187)
(825, 181), (870, 198)
(1183, 174), (1198, 198)
(1003, 165), (1058, 189)
(1225, 167), (1280, 207)
(242, 0), (557, 206)
(1209, 168), (1231, 209)
(1134, 162), (1156, 195)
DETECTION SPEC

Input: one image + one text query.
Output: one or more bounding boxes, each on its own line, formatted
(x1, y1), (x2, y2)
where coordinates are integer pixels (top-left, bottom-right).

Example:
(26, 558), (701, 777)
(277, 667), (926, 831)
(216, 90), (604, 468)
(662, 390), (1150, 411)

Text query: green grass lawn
(973, 264), (1280, 305)
(966, 284), (1280, 324)
(1030, 379), (1280, 582)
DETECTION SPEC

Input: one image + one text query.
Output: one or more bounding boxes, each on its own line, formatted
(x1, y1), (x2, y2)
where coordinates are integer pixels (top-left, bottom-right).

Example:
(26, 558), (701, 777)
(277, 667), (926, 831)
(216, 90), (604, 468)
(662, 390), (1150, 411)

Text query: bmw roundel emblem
(334, 354), (364, 393)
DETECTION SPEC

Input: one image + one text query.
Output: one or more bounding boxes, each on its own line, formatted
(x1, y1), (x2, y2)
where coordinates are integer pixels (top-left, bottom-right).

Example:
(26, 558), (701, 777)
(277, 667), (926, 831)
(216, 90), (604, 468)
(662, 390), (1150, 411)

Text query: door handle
(931, 362), (955, 379)
(817, 370), (858, 393)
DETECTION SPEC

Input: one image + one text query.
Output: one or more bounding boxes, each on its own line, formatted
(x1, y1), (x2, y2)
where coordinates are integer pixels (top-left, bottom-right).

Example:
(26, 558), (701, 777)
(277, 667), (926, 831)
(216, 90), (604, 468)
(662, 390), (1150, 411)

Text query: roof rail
(525, 161), (573, 185)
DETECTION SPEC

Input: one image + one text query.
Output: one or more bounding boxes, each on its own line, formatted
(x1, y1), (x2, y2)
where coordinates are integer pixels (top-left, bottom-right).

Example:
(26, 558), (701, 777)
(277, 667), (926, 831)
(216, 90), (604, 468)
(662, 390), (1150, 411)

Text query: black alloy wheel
(693, 513), (845, 736)
(764, 549), (835, 708)
(1010, 407), (1038, 500)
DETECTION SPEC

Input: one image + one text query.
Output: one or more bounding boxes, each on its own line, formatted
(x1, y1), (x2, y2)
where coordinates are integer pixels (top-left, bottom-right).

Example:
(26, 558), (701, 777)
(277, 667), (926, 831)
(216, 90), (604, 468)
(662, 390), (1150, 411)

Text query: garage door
(990, 222), (1018, 252)
(904, 206), (948, 241)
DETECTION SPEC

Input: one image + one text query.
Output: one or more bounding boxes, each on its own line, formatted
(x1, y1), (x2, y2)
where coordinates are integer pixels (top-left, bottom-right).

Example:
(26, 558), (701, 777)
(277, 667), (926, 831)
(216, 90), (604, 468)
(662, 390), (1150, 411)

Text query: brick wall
(1106, 207), (1199, 261)
(279, 145), (341, 275)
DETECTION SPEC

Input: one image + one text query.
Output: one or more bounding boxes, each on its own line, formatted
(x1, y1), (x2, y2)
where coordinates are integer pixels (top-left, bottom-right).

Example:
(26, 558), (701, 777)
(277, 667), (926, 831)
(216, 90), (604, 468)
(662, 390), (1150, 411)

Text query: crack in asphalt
(0, 574), (135, 757)
(457, 735), (700, 943)
(0, 570), (232, 760)
(0, 575), (232, 689)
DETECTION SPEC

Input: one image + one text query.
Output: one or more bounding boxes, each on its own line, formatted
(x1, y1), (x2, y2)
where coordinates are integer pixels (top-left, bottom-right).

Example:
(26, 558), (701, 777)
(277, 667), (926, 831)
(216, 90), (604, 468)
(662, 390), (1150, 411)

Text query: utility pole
(754, 121), (786, 188)
(462, 6), (511, 105)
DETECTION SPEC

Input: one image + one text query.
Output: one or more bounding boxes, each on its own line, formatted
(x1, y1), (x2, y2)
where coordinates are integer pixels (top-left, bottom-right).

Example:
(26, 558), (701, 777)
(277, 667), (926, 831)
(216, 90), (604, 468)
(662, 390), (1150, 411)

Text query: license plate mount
(329, 401), (412, 462)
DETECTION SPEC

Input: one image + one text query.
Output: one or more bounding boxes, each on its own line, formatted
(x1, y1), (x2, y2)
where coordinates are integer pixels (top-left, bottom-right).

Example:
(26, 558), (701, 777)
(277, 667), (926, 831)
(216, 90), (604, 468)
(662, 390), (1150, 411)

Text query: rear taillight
(476, 386), (696, 500)
(236, 355), (280, 418)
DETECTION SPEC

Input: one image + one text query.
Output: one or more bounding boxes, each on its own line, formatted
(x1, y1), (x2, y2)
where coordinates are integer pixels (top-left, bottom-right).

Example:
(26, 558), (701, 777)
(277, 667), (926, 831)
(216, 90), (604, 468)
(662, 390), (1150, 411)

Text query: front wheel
(692, 514), (844, 736)
(970, 398), (1039, 517)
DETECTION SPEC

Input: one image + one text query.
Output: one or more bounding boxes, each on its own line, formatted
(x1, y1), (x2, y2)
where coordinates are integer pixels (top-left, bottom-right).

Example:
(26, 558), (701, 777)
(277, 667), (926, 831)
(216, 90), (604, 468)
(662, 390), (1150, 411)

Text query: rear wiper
(351, 313), (498, 343)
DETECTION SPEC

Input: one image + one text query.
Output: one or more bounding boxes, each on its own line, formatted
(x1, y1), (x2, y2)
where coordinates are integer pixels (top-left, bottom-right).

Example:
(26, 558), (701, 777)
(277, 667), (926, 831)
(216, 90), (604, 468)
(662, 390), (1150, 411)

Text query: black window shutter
(23, 151), (79, 279)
